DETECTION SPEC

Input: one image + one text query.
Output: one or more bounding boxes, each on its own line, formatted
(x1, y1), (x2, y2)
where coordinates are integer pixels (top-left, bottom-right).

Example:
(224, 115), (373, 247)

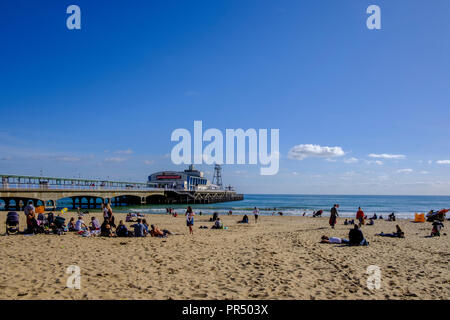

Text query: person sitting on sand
(131, 219), (146, 237)
(142, 219), (150, 233)
(125, 213), (136, 223)
(150, 224), (172, 238)
(116, 220), (129, 237)
(376, 225), (404, 238)
(74, 216), (88, 232)
(100, 222), (114, 237)
(367, 218), (374, 226)
(371, 213), (378, 220)
(431, 221), (444, 237)
(348, 225), (369, 246)
(228, 210), (233, 215)
(211, 218), (223, 229)
(210, 212), (219, 222)
(89, 217), (101, 231)
(388, 212), (396, 221)
(344, 219), (348, 225)
(238, 215), (249, 224)
(321, 235), (349, 244)
(67, 217), (76, 231)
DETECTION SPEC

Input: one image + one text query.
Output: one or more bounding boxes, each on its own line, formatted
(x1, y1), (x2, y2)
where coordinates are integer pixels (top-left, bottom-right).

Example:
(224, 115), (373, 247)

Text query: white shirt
(75, 219), (84, 231)
(329, 237), (342, 244)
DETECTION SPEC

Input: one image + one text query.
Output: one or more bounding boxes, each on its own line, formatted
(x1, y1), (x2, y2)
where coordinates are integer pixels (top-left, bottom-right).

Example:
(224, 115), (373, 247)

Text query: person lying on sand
(376, 225), (404, 238)
(320, 235), (349, 244)
(349, 225), (369, 246)
(150, 224), (173, 238)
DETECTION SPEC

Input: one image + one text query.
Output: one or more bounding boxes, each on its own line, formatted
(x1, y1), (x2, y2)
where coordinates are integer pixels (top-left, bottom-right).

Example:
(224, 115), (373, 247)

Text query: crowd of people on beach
(4, 200), (447, 243)
(319, 203), (446, 246)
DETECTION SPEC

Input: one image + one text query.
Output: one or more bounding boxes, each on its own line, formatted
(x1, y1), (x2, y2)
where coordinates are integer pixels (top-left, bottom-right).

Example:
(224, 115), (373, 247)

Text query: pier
(0, 174), (243, 210)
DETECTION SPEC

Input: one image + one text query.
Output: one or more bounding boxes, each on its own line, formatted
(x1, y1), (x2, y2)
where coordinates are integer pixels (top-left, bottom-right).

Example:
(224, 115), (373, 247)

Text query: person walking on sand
(253, 207), (260, 223)
(356, 207), (365, 226)
(186, 206), (195, 235)
(329, 204), (339, 229)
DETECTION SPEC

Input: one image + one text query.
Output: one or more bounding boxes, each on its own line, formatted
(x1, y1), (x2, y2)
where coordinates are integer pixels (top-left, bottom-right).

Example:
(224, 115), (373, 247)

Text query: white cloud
(437, 160), (450, 164)
(420, 171), (429, 174)
(115, 149), (133, 155)
(344, 157), (359, 164)
(369, 153), (406, 159)
(366, 160), (383, 165)
(104, 157), (126, 163)
(144, 160), (155, 165)
(397, 168), (413, 174)
(288, 144), (345, 160)
(428, 160), (433, 164)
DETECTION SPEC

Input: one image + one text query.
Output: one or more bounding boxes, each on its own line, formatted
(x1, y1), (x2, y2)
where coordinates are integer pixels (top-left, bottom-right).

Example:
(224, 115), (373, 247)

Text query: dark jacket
(349, 229), (364, 245)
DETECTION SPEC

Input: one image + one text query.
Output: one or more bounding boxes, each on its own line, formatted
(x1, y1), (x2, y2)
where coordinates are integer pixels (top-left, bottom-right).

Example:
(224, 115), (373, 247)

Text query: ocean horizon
(56, 194), (450, 219)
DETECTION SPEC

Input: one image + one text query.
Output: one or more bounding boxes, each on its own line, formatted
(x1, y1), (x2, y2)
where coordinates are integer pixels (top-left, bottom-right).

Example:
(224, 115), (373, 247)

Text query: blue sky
(1, 0), (450, 195)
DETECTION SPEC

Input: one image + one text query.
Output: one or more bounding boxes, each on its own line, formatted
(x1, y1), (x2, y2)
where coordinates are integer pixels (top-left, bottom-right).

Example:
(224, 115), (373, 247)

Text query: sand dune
(0, 211), (448, 300)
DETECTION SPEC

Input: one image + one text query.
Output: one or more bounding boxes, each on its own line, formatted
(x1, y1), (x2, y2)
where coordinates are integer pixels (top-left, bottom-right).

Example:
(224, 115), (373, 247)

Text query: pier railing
(0, 174), (161, 192)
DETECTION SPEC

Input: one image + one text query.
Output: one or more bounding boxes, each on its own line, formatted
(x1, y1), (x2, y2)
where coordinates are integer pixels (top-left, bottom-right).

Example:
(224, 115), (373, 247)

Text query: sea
(57, 194), (450, 220)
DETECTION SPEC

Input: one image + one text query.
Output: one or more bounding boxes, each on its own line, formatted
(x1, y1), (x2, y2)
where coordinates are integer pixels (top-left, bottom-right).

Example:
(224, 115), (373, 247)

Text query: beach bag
(414, 213), (425, 223)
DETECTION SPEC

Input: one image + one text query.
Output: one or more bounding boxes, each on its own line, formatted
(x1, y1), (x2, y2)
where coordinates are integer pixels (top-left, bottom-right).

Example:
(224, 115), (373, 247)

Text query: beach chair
(414, 213), (425, 223)
(6, 211), (20, 235)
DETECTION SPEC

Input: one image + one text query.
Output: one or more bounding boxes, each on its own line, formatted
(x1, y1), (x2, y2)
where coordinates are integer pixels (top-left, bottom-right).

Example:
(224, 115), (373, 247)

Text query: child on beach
(211, 218), (223, 229)
(68, 217), (76, 231)
(186, 206), (195, 235)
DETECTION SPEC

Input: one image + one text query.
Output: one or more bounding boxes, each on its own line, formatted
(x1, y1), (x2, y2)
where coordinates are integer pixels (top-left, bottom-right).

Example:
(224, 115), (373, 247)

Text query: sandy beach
(0, 211), (448, 300)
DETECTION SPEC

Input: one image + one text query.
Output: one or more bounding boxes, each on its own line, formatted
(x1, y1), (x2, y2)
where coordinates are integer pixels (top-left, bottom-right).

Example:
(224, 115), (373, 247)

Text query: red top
(356, 210), (365, 219)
